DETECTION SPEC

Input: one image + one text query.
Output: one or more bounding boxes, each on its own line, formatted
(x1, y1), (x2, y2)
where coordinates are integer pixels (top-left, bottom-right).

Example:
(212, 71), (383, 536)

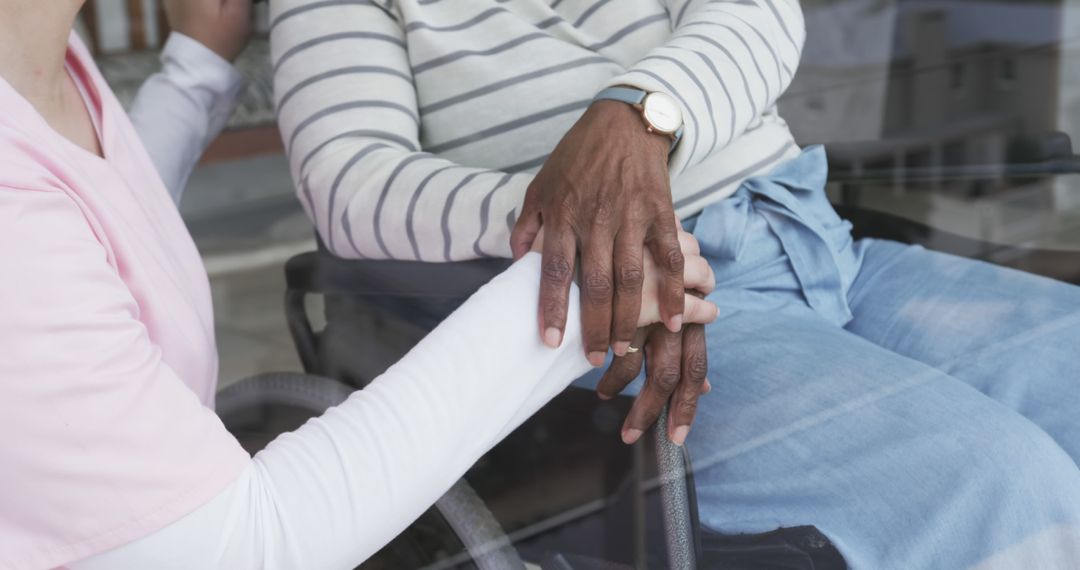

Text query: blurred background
(78, 1), (306, 382)
(73, 0), (1080, 566)
(74, 0), (1080, 383)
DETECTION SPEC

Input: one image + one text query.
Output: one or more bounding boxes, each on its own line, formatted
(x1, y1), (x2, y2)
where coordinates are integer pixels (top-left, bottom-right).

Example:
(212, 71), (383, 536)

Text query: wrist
(587, 100), (671, 159)
(161, 33), (246, 99)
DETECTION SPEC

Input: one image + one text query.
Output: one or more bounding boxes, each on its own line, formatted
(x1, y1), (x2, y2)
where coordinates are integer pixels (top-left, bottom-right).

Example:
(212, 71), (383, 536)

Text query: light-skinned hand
(163, 0), (253, 62)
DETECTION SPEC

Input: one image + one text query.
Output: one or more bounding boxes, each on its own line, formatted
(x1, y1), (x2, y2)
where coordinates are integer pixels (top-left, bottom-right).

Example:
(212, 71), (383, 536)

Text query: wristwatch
(594, 86), (685, 151)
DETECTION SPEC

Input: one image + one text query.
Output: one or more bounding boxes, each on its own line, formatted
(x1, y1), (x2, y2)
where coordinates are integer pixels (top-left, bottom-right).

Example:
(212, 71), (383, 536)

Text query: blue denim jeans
(581, 146), (1080, 568)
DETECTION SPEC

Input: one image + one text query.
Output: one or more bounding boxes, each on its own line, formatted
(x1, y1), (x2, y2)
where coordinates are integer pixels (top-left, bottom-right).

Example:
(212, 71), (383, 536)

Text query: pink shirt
(0, 35), (249, 569)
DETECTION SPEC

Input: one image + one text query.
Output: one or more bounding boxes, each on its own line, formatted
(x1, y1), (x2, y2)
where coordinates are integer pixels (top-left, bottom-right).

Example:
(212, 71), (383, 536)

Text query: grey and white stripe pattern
(272, 0), (804, 261)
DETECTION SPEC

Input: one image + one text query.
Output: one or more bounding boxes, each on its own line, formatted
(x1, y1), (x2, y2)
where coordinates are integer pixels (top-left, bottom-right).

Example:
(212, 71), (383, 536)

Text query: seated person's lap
(576, 148), (1080, 566)
(847, 239), (1080, 458)
(688, 302), (1080, 569)
(311, 146), (1080, 565)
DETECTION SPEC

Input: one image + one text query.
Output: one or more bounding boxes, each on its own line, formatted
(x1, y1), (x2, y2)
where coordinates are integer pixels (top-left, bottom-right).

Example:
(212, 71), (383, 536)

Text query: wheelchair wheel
(216, 372), (525, 570)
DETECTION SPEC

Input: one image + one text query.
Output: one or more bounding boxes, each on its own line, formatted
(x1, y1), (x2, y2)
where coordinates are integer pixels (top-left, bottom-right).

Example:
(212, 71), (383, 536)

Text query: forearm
(129, 32), (245, 204)
(71, 254), (592, 569)
(273, 0), (536, 261)
(606, 0), (805, 174)
(300, 146), (533, 260)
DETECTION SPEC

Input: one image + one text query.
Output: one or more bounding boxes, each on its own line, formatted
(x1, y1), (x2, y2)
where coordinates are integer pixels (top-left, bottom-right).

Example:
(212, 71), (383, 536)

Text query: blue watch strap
(594, 86), (648, 106)
(594, 87), (683, 152)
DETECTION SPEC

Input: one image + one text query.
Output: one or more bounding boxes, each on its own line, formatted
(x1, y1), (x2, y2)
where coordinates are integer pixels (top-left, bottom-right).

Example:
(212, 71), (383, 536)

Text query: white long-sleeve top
(271, 0), (806, 261)
(127, 32), (247, 203)
(54, 31), (595, 569)
(71, 253), (593, 569)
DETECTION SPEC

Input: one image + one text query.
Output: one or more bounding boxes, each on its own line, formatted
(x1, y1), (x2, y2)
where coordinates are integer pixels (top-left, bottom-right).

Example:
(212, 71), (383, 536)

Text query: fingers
(636, 284), (718, 328)
(580, 233), (615, 366)
(538, 223), (577, 348)
(676, 229), (714, 295)
(668, 324), (707, 446)
(677, 229), (700, 256)
(683, 254), (715, 296)
(646, 216), (685, 333)
(610, 228), (645, 357)
(510, 193), (543, 260)
(683, 295), (719, 325)
(622, 327), (683, 444)
(597, 328), (649, 400)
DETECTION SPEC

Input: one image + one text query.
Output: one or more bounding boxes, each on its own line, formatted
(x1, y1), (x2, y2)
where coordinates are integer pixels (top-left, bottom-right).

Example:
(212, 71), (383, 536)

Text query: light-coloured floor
(183, 154), (312, 385)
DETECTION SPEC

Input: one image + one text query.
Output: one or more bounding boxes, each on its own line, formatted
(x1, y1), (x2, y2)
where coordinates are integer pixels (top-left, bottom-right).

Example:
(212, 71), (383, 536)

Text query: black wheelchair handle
(285, 250), (513, 300)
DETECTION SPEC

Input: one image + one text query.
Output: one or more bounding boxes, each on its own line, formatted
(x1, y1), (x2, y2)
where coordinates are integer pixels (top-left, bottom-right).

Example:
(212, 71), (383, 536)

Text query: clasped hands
(512, 99), (716, 446)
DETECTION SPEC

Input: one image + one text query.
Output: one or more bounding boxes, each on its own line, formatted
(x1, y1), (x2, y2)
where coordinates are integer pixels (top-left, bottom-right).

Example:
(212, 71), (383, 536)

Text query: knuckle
(686, 354), (708, 380)
(667, 283), (687, 303)
(651, 196), (675, 213)
(592, 201), (615, 225)
(555, 197), (577, 221)
(653, 366), (681, 392)
(542, 255), (574, 284)
(676, 398), (699, 418)
(583, 271), (613, 304)
(664, 247), (685, 273)
(617, 265), (645, 291)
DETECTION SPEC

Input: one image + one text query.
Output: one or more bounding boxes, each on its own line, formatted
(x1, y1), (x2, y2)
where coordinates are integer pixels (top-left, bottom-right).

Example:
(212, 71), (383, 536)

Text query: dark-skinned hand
(598, 320), (710, 446)
(511, 99), (685, 361)
(511, 98), (711, 445)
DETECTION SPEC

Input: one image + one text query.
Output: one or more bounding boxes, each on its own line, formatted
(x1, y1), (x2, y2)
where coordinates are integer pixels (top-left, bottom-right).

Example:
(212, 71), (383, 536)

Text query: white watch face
(642, 92), (683, 135)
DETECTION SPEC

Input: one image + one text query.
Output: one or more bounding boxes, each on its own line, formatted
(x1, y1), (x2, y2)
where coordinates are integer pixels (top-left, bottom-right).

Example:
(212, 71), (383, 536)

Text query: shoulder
(0, 120), (72, 194)
(0, 141), (88, 242)
(0, 174), (102, 263)
(0, 184), (91, 262)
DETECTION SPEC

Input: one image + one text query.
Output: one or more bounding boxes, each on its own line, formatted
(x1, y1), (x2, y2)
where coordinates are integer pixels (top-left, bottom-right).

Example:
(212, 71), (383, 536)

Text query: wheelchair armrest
(284, 249), (513, 299)
(826, 131), (1080, 183)
(827, 157), (1080, 183)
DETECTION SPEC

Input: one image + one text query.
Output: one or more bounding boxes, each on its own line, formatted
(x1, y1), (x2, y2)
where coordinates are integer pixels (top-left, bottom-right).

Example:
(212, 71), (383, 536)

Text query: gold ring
(625, 346), (640, 354)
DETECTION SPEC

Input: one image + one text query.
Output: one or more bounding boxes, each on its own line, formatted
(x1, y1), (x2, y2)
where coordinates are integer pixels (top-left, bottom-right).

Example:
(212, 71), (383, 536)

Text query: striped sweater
(270, 0), (805, 261)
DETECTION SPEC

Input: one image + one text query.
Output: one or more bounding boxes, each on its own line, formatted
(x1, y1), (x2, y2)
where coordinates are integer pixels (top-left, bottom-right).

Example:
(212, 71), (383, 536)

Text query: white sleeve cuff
(161, 32), (247, 102)
(128, 32), (248, 202)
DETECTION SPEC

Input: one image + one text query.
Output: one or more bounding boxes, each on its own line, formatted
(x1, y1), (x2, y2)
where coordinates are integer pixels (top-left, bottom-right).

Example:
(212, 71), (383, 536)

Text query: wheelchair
(213, 129), (1080, 569)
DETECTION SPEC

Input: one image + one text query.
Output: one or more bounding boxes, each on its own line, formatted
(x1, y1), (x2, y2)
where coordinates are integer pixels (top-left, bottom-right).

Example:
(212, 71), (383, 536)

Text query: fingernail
(612, 341), (630, 356)
(703, 380), (712, 394)
(543, 327), (563, 348)
(622, 428), (644, 445)
(597, 391), (613, 401)
(671, 425), (690, 446)
(587, 351), (607, 367)
(668, 314), (684, 332)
